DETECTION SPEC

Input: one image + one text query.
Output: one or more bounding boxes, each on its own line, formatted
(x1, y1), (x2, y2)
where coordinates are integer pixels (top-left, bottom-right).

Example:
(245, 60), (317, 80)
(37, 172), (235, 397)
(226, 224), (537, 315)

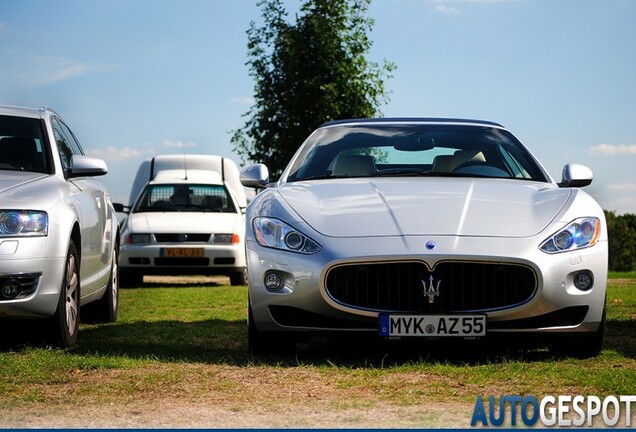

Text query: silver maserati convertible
(240, 118), (607, 356)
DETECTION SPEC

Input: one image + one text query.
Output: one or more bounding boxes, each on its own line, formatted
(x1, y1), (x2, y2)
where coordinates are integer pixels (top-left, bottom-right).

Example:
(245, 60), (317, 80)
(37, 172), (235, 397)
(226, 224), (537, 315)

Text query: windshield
(285, 123), (549, 183)
(133, 184), (236, 213)
(0, 115), (51, 174)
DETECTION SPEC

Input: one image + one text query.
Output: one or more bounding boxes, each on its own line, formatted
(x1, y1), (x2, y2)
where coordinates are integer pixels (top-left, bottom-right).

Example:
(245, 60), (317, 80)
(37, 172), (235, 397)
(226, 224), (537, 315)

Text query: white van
(116, 154), (247, 287)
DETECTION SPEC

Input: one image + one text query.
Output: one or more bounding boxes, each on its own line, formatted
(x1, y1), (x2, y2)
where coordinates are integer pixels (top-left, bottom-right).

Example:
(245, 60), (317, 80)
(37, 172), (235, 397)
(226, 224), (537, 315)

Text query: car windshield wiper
(374, 170), (429, 177)
(427, 171), (499, 179)
(134, 207), (168, 213)
(375, 170), (506, 179)
(301, 174), (351, 181)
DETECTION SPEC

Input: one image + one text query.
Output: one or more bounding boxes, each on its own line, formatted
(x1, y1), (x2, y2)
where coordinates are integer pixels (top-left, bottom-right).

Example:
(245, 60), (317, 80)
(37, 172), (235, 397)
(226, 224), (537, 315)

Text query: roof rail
(149, 157), (156, 182)
(320, 117), (504, 128)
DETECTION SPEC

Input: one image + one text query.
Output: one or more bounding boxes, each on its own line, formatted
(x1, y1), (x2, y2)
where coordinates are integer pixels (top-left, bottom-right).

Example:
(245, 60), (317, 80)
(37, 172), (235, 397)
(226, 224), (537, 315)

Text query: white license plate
(379, 314), (486, 337)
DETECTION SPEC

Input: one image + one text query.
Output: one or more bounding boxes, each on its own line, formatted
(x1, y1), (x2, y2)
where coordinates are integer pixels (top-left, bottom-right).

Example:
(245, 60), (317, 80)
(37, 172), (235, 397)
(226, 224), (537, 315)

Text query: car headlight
(540, 217), (600, 254)
(253, 217), (322, 254)
(125, 233), (153, 244)
(0, 210), (48, 237)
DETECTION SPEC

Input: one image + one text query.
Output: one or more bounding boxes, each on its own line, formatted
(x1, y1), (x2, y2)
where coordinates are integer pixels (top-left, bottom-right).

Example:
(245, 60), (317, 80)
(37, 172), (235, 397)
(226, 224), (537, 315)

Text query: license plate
(160, 248), (204, 257)
(379, 314), (486, 337)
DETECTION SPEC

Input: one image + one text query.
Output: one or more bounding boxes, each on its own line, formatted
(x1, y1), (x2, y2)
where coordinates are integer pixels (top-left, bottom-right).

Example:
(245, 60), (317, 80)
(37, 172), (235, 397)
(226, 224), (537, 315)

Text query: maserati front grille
(325, 261), (537, 313)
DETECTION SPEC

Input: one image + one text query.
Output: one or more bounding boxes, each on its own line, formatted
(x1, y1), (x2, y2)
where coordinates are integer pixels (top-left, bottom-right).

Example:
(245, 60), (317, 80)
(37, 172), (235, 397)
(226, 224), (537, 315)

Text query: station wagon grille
(154, 257), (210, 266)
(154, 233), (210, 242)
(325, 261), (536, 313)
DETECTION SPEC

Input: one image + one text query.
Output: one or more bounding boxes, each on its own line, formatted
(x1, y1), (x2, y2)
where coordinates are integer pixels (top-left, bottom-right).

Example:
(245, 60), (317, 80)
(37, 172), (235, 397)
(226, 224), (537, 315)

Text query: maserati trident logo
(422, 274), (441, 303)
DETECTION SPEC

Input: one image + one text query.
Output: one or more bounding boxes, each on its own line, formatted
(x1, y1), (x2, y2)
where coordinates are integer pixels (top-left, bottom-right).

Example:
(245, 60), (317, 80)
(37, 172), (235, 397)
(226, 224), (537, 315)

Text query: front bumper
(120, 243), (247, 276)
(247, 234), (607, 336)
(0, 237), (64, 318)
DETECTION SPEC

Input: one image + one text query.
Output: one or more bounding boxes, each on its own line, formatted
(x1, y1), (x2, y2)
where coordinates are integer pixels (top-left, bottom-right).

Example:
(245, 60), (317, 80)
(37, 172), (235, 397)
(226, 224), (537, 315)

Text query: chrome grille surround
(324, 260), (537, 314)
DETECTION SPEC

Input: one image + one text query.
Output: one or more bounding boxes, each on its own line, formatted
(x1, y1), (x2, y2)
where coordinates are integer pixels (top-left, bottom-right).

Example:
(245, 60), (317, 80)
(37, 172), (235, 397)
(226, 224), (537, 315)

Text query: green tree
(605, 210), (636, 271)
(622, 213), (636, 235)
(232, 0), (395, 178)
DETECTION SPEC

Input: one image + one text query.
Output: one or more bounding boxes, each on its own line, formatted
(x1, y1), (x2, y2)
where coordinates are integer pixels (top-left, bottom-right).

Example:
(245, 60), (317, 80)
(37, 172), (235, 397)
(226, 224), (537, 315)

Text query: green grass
(0, 278), (635, 415)
(609, 270), (636, 279)
(78, 285), (249, 363)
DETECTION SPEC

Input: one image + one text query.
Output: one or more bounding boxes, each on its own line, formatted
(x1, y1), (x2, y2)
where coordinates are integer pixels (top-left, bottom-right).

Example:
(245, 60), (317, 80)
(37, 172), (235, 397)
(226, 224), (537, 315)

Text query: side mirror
(69, 155), (108, 178)
(112, 203), (129, 213)
(240, 164), (269, 188)
(559, 163), (593, 188)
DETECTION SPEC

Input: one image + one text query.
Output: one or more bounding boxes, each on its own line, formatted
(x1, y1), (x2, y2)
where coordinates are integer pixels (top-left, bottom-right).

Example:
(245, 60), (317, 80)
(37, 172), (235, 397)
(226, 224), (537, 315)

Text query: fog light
(0, 279), (21, 299)
(264, 272), (283, 291)
(573, 271), (593, 291)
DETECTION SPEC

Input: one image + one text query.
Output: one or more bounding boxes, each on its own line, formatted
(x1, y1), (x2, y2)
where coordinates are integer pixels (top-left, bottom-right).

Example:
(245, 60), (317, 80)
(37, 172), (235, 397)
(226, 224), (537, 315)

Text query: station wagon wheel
(109, 246), (119, 319)
(49, 240), (80, 348)
(83, 244), (119, 323)
(230, 269), (248, 286)
(120, 270), (143, 288)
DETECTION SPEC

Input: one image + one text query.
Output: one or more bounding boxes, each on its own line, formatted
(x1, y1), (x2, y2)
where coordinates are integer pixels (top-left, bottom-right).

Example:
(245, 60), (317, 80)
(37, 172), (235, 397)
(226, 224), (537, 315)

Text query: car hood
(279, 178), (570, 238)
(127, 212), (243, 234)
(0, 171), (64, 208)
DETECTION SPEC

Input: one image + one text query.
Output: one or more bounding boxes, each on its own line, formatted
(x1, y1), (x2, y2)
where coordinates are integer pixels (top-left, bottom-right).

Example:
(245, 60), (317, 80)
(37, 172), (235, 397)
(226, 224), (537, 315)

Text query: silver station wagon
(0, 105), (119, 347)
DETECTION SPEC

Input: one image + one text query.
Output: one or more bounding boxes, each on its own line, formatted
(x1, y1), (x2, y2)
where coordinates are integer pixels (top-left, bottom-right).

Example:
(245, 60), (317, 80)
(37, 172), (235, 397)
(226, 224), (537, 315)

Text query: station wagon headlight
(125, 233), (153, 244)
(253, 217), (322, 254)
(0, 211), (48, 237)
(540, 217), (600, 254)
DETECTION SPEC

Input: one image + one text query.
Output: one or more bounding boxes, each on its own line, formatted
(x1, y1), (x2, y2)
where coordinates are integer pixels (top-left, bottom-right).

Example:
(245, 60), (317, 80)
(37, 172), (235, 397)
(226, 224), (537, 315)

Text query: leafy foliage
(605, 211), (636, 271)
(231, 0), (395, 178)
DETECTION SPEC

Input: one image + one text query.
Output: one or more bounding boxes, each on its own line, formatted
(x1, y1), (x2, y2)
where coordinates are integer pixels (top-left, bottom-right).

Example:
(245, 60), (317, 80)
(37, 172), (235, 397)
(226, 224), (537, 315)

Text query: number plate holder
(379, 314), (486, 338)
(160, 248), (204, 258)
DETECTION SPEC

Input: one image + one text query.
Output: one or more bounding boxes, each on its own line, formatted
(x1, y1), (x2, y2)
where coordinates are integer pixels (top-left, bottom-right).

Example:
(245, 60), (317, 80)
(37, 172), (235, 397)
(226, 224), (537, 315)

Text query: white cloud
(86, 146), (154, 162)
(432, 0), (518, 3)
(38, 64), (92, 85)
(460, 0), (517, 2)
(429, 0), (518, 13)
(588, 143), (636, 156)
(231, 96), (255, 105)
(602, 187), (636, 215)
(162, 140), (198, 149)
(436, 4), (461, 14)
(28, 57), (118, 86)
(607, 183), (636, 192)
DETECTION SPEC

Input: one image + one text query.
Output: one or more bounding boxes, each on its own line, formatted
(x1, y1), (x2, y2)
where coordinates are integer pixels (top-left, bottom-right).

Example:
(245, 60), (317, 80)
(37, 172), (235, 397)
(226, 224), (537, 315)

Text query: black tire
(248, 298), (294, 355)
(230, 269), (248, 286)
(49, 240), (80, 348)
(120, 269), (143, 288)
(83, 245), (119, 324)
(552, 306), (605, 358)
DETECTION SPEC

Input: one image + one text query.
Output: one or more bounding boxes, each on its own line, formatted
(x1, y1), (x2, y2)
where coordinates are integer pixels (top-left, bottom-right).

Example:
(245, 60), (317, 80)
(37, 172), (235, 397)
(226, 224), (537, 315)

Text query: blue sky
(1, 0), (635, 213)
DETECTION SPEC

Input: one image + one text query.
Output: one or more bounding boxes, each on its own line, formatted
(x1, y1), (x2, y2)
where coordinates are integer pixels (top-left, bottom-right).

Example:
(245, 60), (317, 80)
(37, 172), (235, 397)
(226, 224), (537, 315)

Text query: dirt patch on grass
(143, 275), (232, 286)
(0, 364), (475, 428)
(2, 276), (633, 428)
(611, 279), (636, 289)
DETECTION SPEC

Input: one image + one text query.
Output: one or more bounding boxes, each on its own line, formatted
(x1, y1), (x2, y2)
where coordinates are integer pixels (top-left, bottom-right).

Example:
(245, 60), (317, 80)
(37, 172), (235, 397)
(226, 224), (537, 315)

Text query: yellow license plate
(160, 248), (204, 257)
